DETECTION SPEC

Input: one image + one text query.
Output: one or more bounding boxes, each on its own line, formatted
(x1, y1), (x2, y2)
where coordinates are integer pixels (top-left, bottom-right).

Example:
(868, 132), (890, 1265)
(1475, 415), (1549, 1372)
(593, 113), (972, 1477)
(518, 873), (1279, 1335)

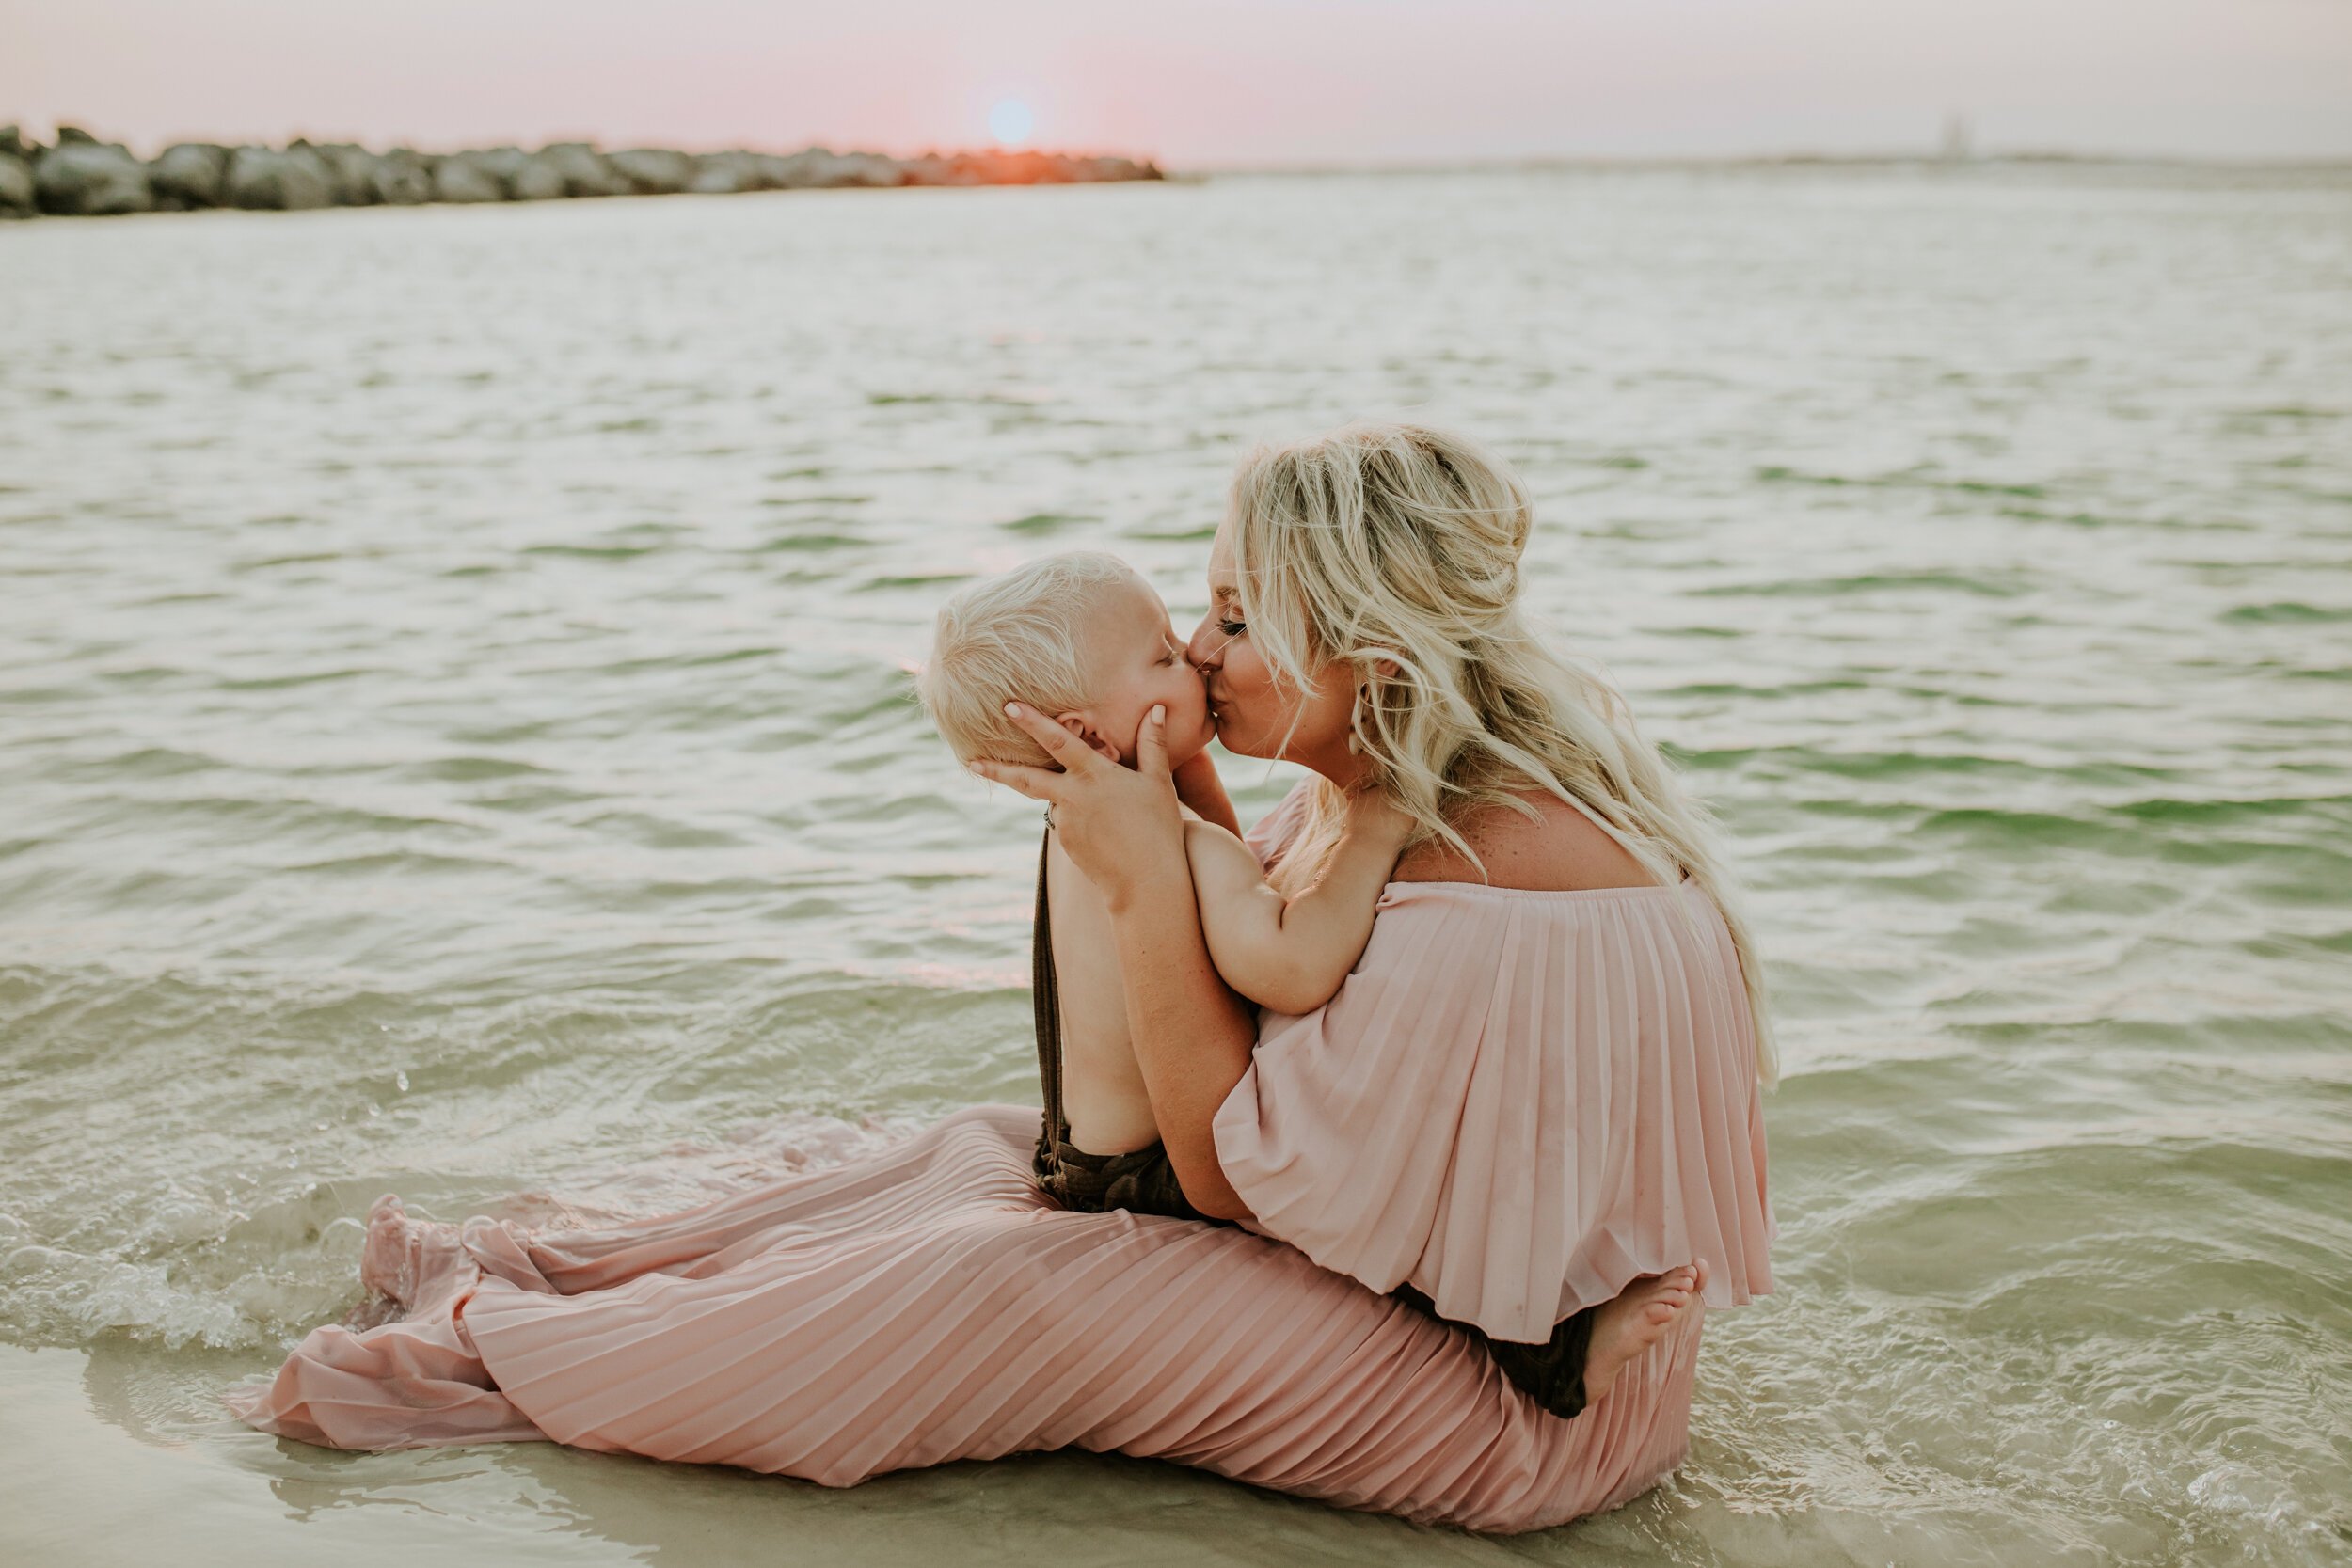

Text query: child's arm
(1183, 792), (1416, 1016)
(1170, 747), (1241, 838)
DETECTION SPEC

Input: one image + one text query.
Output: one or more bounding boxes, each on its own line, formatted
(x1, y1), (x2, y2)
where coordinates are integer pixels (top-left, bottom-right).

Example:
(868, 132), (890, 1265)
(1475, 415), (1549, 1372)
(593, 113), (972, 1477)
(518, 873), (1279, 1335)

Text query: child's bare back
(1041, 834), (1161, 1152)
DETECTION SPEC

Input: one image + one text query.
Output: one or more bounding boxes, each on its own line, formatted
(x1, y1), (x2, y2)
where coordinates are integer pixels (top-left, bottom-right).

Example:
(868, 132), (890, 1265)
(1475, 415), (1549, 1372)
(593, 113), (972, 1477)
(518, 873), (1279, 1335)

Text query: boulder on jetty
(688, 150), (769, 195)
(433, 150), (507, 204)
(0, 127), (1168, 219)
(527, 143), (628, 198)
(511, 155), (565, 202)
(0, 154), (34, 218)
(149, 143), (228, 207)
(371, 150), (434, 206)
(606, 149), (697, 196)
(33, 141), (153, 215)
(778, 148), (905, 188)
(310, 143), (386, 206)
(225, 145), (333, 210)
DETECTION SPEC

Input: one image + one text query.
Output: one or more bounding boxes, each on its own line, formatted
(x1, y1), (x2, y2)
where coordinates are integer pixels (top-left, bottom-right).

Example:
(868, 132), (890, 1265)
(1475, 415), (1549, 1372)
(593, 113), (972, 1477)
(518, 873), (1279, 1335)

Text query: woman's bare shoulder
(1390, 789), (1660, 893)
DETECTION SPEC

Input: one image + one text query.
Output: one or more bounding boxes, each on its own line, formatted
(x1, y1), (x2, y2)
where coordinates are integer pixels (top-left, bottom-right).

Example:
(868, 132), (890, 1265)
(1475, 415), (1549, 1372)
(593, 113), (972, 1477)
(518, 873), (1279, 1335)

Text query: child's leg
(1582, 1259), (1708, 1410)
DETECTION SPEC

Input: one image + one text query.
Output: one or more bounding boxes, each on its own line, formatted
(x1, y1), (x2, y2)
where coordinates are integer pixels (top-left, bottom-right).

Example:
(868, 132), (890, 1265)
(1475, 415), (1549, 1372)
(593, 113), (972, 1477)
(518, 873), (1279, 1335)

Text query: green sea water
(2, 165), (2348, 1567)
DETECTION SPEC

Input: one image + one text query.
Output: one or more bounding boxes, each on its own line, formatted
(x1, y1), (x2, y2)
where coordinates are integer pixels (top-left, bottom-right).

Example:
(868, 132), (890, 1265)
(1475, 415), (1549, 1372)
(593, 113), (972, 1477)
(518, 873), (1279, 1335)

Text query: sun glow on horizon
(987, 99), (1035, 149)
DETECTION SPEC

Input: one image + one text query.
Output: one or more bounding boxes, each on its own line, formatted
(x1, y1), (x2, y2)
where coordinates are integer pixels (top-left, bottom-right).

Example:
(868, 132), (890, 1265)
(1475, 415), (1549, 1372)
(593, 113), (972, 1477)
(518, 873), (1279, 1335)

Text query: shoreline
(0, 1341), (1475, 1565)
(0, 128), (1165, 221)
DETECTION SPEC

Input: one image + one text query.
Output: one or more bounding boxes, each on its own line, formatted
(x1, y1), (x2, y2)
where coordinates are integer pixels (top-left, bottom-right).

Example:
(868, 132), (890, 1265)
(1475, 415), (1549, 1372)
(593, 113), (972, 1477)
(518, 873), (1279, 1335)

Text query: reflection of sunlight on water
(0, 164), (2347, 1563)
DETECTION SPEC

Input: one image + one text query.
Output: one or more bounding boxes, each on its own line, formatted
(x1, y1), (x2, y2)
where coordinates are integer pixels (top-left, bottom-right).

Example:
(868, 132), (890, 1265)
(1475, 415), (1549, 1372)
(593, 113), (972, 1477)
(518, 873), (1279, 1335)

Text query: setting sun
(987, 98), (1035, 148)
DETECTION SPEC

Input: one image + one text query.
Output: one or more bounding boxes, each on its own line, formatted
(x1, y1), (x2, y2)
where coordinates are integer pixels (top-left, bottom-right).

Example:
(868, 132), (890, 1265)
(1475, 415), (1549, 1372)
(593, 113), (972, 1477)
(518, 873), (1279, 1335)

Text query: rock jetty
(0, 125), (1164, 219)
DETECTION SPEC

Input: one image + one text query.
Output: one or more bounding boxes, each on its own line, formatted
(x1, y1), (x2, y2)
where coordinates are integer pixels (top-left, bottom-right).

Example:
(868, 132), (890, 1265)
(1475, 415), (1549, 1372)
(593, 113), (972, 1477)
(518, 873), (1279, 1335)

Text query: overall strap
(1031, 828), (1068, 1146)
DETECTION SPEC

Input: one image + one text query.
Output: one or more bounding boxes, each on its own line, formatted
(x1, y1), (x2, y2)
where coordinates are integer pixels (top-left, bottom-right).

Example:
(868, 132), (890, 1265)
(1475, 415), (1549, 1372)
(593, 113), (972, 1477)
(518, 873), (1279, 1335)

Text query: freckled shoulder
(1391, 790), (1659, 893)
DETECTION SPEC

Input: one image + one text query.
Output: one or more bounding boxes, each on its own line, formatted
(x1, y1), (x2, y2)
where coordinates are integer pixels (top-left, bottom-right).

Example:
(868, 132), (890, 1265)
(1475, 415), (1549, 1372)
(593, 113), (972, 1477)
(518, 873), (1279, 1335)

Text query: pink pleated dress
(224, 784), (1774, 1533)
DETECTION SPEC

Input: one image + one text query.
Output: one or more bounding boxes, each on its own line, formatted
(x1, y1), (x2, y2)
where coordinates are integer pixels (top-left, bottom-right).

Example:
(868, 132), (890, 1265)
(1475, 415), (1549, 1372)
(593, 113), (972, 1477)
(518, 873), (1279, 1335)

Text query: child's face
(1056, 576), (1217, 768)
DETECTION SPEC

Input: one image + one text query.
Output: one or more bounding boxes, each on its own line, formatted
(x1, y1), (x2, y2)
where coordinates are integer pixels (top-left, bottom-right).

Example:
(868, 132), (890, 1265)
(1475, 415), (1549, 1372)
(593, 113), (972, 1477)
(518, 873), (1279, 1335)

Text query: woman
(227, 422), (1773, 1533)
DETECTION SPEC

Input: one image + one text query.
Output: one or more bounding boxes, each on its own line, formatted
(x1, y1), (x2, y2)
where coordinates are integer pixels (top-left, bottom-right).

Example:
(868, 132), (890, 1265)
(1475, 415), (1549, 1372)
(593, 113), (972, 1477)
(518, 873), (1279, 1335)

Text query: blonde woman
(979, 418), (1775, 1463)
(228, 423), (1773, 1534)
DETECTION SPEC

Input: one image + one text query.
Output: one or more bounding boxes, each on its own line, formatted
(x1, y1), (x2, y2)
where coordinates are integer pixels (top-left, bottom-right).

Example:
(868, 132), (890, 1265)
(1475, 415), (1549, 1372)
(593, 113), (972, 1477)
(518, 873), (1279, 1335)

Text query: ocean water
(1, 166), (2347, 1567)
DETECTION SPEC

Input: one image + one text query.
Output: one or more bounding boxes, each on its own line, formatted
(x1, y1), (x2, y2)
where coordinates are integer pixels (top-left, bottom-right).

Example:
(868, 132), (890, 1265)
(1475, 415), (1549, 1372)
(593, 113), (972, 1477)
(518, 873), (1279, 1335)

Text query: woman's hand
(971, 700), (1258, 1219)
(969, 703), (1187, 913)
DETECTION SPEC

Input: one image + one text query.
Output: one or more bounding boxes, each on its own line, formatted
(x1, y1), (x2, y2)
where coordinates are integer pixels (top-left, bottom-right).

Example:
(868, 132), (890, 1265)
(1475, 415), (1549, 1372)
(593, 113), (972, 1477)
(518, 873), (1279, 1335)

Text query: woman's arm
(1102, 830), (1257, 1219)
(971, 703), (1257, 1219)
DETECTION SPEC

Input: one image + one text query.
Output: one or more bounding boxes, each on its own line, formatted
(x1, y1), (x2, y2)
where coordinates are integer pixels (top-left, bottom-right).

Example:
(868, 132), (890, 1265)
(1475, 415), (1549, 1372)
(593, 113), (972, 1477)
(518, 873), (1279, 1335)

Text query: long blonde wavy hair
(1228, 420), (1776, 1085)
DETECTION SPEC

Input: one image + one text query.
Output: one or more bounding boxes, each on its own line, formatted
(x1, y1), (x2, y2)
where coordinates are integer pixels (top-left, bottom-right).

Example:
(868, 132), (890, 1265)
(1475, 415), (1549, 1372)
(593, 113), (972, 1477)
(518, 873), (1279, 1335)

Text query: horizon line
(1188, 148), (2352, 175)
(13, 119), (2352, 177)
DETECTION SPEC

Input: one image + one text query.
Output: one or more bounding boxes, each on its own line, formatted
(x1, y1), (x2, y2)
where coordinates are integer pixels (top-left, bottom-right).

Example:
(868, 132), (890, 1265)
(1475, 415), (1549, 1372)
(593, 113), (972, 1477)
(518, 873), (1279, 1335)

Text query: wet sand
(4, 1341), (1703, 1566)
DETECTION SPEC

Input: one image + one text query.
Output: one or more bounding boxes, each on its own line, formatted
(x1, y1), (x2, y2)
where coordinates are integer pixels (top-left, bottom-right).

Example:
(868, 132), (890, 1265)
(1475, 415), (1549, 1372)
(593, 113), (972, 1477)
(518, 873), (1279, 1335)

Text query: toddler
(917, 550), (1411, 1164)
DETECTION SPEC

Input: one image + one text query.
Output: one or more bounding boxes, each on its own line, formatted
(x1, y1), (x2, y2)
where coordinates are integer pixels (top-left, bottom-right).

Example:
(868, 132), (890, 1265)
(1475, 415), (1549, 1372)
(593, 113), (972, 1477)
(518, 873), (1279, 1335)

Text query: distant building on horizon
(1941, 112), (1974, 163)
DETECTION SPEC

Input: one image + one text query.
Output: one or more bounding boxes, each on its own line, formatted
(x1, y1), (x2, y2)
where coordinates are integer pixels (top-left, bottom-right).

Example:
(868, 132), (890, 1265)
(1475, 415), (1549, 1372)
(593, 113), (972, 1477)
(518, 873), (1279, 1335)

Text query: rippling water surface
(3, 166), (2348, 1567)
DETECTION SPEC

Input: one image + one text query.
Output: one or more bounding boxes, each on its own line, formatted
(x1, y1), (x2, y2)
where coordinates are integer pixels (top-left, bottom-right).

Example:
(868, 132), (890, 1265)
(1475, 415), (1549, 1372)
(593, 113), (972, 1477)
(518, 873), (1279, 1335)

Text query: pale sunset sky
(7, 0), (2348, 164)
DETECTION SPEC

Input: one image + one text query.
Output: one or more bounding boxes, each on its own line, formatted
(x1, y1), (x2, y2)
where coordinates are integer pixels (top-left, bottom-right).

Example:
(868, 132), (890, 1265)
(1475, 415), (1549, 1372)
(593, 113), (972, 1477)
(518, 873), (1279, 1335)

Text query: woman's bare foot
(1582, 1258), (1708, 1408)
(353, 1194), (479, 1323)
(358, 1194), (416, 1307)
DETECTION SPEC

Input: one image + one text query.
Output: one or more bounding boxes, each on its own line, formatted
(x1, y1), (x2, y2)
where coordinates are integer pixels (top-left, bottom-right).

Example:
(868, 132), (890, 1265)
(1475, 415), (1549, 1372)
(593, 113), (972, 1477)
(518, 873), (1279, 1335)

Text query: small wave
(1000, 512), (1094, 534)
(2222, 602), (2352, 625)
(1753, 464), (2047, 499)
(278, 849), (508, 876)
(2, 1105), (936, 1354)
(521, 542), (664, 560)
(1661, 744), (2193, 792)
(861, 571), (977, 591)
(96, 745), (228, 778)
(1, 1245), (264, 1351)
(404, 754), (556, 783)
(1123, 523), (1220, 541)
(602, 645), (788, 675)
(1914, 805), (2134, 849)
(573, 810), (749, 850)
(754, 531), (866, 551)
(1692, 571), (2028, 598)
(231, 551), (345, 572)
(217, 668), (380, 691)
(133, 793), (489, 843)
(1657, 679), (1869, 700)
(2112, 793), (2352, 826)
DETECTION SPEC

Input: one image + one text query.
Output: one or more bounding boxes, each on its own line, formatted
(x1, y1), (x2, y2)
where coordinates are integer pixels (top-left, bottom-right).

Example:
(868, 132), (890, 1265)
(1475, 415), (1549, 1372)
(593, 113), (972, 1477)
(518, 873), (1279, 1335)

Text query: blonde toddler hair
(917, 550), (1139, 768)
